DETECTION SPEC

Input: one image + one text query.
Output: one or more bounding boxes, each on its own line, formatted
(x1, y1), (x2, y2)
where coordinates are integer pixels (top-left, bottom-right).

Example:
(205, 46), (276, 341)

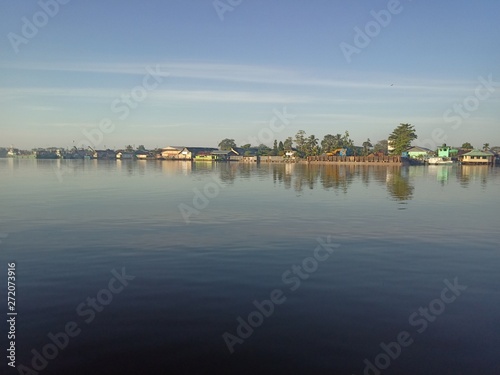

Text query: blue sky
(1, 0), (499, 150)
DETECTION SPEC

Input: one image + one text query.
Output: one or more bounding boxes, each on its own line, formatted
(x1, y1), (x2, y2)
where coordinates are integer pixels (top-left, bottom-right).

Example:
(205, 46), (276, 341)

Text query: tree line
(218, 130), (385, 157)
(219, 123), (495, 158)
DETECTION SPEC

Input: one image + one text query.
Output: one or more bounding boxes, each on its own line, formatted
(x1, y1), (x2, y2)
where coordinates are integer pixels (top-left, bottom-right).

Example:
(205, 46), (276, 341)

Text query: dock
(306, 155), (405, 165)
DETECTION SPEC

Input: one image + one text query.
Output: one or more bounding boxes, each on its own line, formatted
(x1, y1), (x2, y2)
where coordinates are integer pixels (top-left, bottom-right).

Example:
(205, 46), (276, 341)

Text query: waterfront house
(160, 146), (184, 159)
(437, 144), (459, 158)
(406, 146), (433, 159)
(460, 150), (494, 165)
(212, 149), (238, 161)
(193, 149), (238, 161)
(93, 149), (117, 159)
(179, 147), (218, 160)
(193, 151), (213, 161)
(160, 146), (215, 160)
(135, 150), (155, 160)
(116, 151), (134, 159)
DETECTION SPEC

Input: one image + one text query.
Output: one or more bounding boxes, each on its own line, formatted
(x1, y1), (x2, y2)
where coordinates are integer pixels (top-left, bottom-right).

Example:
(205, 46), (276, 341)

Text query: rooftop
(462, 149), (494, 156)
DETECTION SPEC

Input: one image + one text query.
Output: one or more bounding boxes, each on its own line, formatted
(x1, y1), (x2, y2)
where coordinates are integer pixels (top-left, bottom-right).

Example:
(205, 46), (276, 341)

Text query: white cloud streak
(0, 61), (481, 93)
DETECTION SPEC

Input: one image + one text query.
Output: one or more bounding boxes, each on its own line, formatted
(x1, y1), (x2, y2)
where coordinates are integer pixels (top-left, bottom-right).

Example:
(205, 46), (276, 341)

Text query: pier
(306, 155), (405, 165)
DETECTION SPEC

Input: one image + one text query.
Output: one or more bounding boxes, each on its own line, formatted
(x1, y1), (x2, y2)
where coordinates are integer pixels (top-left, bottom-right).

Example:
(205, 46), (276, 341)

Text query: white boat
(427, 157), (453, 165)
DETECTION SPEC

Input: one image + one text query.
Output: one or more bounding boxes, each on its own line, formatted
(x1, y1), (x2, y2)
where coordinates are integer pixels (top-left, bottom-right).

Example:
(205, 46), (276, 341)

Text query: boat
(427, 157), (453, 165)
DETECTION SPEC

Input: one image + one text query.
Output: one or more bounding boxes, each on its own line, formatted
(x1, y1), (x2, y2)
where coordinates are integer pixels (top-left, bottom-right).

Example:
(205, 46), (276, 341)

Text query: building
(93, 149), (116, 159)
(193, 151), (213, 161)
(160, 147), (222, 160)
(437, 144), (458, 158)
(387, 139), (395, 153)
(135, 151), (156, 160)
(406, 146), (432, 159)
(179, 147), (218, 160)
(160, 146), (185, 159)
(460, 150), (494, 165)
(116, 151), (134, 159)
(211, 150), (238, 161)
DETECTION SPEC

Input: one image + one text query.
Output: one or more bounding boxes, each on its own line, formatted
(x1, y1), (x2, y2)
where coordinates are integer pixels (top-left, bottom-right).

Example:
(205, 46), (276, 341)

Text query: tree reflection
(272, 164), (293, 190)
(386, 167), (414, 201)
(293, 165), (320, 192)
(319, 165), (355, 194)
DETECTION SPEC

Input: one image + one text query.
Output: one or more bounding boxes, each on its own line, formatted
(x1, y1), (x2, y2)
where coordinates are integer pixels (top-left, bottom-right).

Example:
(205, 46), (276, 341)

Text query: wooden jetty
(306, 155), (406, 165)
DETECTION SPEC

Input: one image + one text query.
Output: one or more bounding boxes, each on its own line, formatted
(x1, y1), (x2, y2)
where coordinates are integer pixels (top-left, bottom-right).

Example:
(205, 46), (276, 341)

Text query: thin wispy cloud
(0, 61), (480, 93)
(23, 105), (62, 111)
(0, 87), (311, 104)
(0, 85), (477, 107)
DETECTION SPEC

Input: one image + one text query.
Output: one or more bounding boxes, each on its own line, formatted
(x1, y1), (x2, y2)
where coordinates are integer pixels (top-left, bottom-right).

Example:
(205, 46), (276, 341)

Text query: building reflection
(456, 165), (490, 187)
(427, 165), (452, 185)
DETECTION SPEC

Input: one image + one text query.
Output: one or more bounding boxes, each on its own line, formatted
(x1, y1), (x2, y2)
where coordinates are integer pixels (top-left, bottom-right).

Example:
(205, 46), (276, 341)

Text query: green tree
(461, 142), (473, 149)
(294, 130), (307, 155)
(483, 143), (490, 151)
(341, 131), (354, 149)
(137, 145), (146, 151)
(321, 134), (341, 153)
(125, 145), (134, 152)
(278, 141), (284, 152)
(218, 138), (237, 150)
(273, 140), (278, 156)
(388, 123), (417, 155)
(373, 140), (388, 155)
(294, 130), (312, 157)
(283, 137), (293, 150)
(257, 144), (272, 156)
(305, 134), (319, 156)
(241, 143), (251, 149)
(362, 138), (372, 156)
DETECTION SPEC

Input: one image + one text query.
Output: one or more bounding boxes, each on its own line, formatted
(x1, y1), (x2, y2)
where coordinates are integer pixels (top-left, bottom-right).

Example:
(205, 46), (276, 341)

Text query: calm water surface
(1, 159), (499, 375)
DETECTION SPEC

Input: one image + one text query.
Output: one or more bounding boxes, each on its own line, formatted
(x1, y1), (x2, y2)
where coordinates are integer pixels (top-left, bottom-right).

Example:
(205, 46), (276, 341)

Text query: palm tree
(306, 134), (319, 156)
(483, 143), (490, 151)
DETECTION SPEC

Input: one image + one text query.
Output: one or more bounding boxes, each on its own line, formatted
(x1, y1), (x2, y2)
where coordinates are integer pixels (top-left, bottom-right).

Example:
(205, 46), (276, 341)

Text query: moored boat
(427, 157), (453, 165)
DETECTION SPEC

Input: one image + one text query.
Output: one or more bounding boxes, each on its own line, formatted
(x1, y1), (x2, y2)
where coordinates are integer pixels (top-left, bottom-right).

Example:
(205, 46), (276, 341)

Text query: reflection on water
(385, 166), (414, 202)
(457, 165), (491, 187)
(428, 165), (452, 184)
(1, 159), (500, 375)
(5, 159), (498, 211)
(267, 164), (415, 200)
